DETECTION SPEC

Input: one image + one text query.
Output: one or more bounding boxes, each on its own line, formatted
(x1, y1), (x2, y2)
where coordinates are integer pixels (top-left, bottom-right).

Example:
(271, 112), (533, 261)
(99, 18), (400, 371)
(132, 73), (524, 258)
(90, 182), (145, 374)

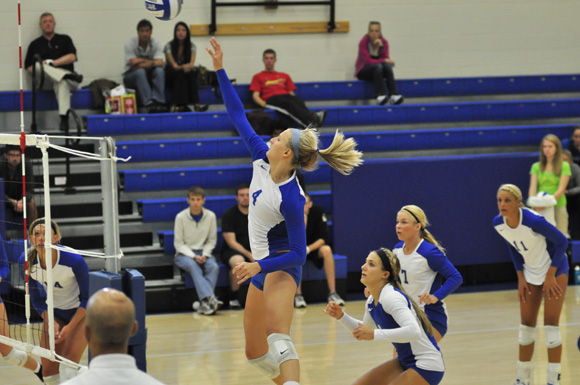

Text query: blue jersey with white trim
(367, 285), (445, 372)
(493, 208), (568, 285)
(218, 69), (306, 273)
(393, 239), (462, 310)
(21, 248), (90, 314)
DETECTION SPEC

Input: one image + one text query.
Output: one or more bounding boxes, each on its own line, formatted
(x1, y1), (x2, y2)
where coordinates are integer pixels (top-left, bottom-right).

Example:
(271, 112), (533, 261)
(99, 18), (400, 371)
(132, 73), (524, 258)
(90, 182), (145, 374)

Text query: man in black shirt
(0, 145), (37, 230)
(220, 184), (252, 309)
(294, 193), (345, 308)
(24, 12), (83, 131)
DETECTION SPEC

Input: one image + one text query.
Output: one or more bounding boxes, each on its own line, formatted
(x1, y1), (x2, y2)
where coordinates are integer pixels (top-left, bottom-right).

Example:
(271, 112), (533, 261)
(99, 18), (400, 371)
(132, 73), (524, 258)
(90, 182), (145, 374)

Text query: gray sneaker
(229, 299), (242, 309)
(328, 292), (345, 306)
(208, 296), (223, 311)
(294, 295), (307, 308)
(388, 94), (404, 105)
(198, 300), (216, 315)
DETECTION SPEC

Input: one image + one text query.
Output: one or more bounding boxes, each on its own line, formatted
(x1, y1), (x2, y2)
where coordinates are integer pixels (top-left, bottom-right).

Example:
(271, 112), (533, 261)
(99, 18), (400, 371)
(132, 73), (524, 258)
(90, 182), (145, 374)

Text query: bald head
(86, 288), (137, 353)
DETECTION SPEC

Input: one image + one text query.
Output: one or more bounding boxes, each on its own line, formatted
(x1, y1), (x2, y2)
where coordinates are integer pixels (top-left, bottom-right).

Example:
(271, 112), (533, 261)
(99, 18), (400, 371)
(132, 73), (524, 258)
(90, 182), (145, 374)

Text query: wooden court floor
(2, 288), (579, 384)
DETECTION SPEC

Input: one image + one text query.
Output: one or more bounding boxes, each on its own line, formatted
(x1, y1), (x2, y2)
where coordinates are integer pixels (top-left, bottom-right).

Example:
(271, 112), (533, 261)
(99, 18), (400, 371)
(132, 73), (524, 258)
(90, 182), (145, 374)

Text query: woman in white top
(326, 248), (444, 385)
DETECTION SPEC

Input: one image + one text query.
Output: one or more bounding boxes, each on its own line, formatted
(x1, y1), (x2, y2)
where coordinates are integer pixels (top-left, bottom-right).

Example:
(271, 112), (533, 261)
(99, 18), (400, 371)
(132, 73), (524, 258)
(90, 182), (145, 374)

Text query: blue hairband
(291, 128), (301, 161)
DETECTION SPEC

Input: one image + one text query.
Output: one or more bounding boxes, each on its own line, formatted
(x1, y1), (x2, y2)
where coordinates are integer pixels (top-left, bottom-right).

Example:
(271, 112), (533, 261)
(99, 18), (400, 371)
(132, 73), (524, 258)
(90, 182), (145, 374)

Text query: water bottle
(575, 265), (580, 285)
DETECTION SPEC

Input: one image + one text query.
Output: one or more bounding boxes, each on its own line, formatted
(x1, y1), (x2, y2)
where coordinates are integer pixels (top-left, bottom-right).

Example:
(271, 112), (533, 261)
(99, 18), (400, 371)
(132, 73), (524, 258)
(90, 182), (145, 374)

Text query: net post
(100, 137), (121, 273)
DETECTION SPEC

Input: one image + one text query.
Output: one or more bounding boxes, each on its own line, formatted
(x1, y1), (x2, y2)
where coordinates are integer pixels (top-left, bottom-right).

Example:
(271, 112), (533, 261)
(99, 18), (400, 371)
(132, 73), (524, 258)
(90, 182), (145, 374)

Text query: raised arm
(206, 38), (268, 161)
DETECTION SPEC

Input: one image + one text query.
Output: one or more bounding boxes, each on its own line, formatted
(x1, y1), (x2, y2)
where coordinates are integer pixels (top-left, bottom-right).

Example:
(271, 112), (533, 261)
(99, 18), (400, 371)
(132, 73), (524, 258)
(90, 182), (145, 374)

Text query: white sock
(516, 361), (533, 382)
(547, 363), (561, 384)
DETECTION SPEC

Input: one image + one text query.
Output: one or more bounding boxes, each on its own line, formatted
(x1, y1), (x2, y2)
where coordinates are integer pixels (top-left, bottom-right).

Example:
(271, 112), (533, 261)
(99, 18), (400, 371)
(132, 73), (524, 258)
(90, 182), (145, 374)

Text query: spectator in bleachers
(562, 125), (580, 166)
(24, 12), (83, 132)
(220, 184), (252, 310)
(528, 134), (570, 235)
(0, 145), (37, 229)
(355, 21), (404, 106)
(562, 149), (580, 239)
(123, 19), (168, 113)
(173, 186), (222, 315)
(250, 49), (327, 128)
(164, 22), (208, 113)
(294, 192), (345, 309)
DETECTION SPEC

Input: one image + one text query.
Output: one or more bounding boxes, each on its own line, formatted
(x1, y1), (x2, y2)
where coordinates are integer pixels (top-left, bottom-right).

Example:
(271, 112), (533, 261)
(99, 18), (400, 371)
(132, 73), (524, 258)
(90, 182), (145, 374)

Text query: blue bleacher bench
(120, 163), (331, 193)
(89, 98), (580, 136)
(138, 190), (332, 223)
(117, 124), (576, 163)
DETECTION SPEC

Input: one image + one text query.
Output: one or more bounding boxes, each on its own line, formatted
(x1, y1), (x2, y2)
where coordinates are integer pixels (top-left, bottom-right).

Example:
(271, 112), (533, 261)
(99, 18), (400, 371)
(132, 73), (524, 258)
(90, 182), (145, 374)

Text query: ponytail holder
(316, 148), (320, 153)
(291, 128), (301, 161)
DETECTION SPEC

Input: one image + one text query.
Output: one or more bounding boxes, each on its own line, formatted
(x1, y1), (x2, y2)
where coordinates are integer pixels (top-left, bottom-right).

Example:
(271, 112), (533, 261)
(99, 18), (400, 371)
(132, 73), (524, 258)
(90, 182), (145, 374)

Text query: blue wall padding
(331, 153), (536, 272)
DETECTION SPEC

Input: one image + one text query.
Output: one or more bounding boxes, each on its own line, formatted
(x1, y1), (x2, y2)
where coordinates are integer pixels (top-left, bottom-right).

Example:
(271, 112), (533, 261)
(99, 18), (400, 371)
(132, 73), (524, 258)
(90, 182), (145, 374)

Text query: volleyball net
(0, 132), (126, 370)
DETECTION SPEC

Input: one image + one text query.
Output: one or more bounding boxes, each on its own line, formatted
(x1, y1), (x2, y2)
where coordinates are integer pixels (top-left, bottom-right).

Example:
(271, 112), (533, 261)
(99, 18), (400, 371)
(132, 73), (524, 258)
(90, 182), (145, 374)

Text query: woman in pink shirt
(355, 21), (403, 106)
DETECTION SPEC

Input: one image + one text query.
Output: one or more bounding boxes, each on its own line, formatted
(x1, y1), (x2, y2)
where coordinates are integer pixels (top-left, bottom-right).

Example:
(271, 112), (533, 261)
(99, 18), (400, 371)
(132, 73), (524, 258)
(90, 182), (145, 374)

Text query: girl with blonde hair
(326, 248), (444, 385)
(529, 134), (571, 234)
(206, 38), (362, 385)
(392, 205), (462, 343)
(494, 184), (568, 385)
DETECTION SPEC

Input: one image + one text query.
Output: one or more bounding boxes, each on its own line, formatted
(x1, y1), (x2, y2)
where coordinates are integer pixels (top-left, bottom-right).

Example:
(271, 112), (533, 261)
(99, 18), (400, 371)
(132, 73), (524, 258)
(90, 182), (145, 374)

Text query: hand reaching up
(206, 37), (224, 71)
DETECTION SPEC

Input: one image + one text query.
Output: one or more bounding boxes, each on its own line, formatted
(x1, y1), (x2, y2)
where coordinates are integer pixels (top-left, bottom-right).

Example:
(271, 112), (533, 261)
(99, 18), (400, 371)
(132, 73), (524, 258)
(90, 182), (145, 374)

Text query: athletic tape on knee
(518, 324), (535, 346)
(544, 325), (562, 348)
(44, 374), (60, 385)
(2, 348), (27, 367)
(248, 351), (280, 379)
(267, 333), (299, 366)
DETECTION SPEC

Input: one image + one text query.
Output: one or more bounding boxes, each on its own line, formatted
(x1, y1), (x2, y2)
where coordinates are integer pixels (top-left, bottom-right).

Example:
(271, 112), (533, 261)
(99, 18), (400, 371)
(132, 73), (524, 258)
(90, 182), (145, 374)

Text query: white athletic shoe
(328, 292), (345, 306)
(229, 299), (242, 309)
(294, 295), (307, 308)
(376, 95), (389, 105)
(512, 379), (530, 385)
(208, 296), (223, 311)
(192, 301), (200, 311)
(198, 300), (216, 315)
(388, 94), (404, 105)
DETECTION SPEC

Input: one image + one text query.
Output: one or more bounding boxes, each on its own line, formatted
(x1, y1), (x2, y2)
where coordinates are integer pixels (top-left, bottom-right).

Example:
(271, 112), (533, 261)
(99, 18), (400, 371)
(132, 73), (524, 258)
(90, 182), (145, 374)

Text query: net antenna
(0, 132), (128, 367)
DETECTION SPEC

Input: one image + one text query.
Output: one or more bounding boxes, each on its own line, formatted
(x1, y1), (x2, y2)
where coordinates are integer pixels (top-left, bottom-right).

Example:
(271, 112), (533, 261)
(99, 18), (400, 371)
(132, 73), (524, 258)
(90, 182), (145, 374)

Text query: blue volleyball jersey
(21, 248), (89, 314)
(493, 208), (568, 285)
(218, 69), (306, 274)
(393, 240), (462, 311)
(367, 285), (445, 371)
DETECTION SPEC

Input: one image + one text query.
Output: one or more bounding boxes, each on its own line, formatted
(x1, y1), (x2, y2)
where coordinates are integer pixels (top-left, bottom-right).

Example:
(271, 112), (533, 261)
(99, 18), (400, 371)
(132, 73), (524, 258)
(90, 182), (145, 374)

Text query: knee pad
(267, 333), (299, 366)
(248, 351), (280, 379)
(44, 374), (60, 385)
(544, 325), (562, 348)
(518, 324), (535, 346)
(2, 348), (27, 367)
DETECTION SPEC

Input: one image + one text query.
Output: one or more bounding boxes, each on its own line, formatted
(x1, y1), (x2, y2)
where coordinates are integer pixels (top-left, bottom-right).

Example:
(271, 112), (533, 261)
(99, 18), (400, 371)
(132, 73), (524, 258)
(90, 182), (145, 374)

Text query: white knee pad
(267, 333), (299, 366)
(248, 351), (280, 379)
(43, 374), (60, 385)
(518, 324), (535, 346)
(2, 348), (27, 367)
(544, 325), (562, 349)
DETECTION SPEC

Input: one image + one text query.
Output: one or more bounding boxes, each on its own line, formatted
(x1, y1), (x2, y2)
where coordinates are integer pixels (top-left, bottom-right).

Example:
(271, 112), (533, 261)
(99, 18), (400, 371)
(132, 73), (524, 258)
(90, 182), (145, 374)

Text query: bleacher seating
(117, 124), (576, 163)
(137, 190), (332, 223)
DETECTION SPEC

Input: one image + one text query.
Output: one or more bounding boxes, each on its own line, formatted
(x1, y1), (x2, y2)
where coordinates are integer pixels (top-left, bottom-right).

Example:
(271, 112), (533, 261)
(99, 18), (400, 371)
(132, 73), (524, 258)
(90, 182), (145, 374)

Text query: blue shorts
(425, 303), (448, 337)
(251, 257), (302, 291)
(54, 308), (77, 324)
(400, 361), (444, 385)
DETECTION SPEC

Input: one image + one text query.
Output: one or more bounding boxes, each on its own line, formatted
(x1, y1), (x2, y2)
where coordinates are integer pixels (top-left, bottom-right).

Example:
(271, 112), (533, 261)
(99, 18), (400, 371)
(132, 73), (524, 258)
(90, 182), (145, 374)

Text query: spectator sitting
(355, 21), (403, 106)
(62, 288), (166, 385)
(164, 21), (208, 113)
(220, 184), (252, 309)
(250, 49), (326, 128)
(561, 124), (580, 166)
(173, 186), (222, 315)
(563, 149), (580, 239)
(0, 145), (37, 230)
(123, 19), (167, 113)
(294, 192), (345, 308)
(24, 12), (83, 131)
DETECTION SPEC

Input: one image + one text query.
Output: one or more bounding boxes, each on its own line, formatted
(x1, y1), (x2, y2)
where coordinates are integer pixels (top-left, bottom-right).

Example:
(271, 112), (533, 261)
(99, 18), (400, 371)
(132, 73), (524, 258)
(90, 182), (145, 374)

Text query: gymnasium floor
(2, 288), (579, 385)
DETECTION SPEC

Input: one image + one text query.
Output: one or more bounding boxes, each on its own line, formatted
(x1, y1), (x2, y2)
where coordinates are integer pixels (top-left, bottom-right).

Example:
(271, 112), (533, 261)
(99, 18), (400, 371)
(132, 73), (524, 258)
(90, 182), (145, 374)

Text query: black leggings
(357, 62), (397, 97)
